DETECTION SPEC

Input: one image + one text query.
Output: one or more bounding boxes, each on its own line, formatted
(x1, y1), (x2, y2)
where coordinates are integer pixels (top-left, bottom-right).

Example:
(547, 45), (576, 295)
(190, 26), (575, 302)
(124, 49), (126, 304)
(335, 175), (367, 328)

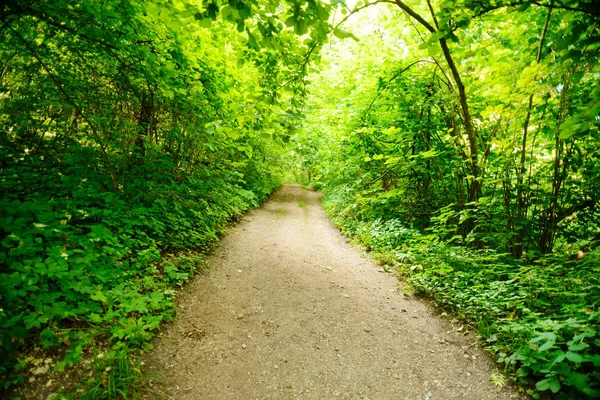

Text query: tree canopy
(1, 0), (599, 398)
(295, 1), (600, 398)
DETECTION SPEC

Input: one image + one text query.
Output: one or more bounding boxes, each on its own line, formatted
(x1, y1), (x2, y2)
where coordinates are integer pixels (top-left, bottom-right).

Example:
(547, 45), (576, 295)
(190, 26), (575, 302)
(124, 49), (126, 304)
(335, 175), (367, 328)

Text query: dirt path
(142, 184), (523, 400)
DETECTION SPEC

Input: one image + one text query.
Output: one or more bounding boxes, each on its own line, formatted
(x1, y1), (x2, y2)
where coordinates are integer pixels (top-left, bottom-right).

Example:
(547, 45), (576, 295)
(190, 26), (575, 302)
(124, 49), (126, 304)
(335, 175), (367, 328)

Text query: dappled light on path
(142, 185), (522, 399)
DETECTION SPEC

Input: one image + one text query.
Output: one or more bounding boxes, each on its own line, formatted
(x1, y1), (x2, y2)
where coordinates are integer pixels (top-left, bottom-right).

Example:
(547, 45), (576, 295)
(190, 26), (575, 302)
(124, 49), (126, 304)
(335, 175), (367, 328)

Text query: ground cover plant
(322, 190), (599, 398)
(292, 0), (600, 398)
(2, 0), (599, 398)
(0, 0), (328, 396)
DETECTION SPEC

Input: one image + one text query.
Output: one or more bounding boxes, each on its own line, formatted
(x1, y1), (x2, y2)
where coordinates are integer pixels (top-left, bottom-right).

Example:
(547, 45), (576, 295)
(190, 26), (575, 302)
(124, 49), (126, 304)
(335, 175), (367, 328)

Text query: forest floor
(141, 184), (525, 400)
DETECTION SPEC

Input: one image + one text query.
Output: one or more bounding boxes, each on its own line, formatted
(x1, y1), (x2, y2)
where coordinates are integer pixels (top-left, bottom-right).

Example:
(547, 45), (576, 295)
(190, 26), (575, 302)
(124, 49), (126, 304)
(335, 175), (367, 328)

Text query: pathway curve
(142, 184), (523, 400)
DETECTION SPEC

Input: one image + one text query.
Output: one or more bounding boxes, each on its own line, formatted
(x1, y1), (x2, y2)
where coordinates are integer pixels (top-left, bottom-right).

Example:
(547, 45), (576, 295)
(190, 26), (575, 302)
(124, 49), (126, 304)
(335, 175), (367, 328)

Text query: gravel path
(141, 184), (524, 400)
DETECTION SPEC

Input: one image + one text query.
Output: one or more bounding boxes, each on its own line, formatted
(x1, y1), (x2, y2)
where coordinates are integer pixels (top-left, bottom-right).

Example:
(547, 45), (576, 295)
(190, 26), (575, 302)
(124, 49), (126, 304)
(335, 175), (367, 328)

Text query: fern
(490, 372), (506, 387)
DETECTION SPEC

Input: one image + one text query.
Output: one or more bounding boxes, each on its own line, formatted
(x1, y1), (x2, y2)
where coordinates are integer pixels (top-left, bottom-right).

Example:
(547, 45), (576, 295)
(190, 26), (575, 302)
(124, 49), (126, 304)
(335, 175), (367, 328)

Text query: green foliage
(490, 372), (506, 387)
(322, 186), (600, 398)
(79, 350), (143, 399)
(297, 2), (600, 397)
(0, 0), (323, 394)
(2, 0), (599, 397)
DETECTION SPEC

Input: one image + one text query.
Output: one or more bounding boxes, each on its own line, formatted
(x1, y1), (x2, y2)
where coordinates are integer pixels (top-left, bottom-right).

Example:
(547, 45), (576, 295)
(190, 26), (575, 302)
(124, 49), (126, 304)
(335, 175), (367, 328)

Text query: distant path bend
(142, 184), (523, 400)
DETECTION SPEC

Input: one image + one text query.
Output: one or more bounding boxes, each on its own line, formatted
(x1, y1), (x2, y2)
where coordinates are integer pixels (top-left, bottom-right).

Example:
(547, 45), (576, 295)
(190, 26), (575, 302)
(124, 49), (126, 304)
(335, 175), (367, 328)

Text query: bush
(321, 187), (600, 399)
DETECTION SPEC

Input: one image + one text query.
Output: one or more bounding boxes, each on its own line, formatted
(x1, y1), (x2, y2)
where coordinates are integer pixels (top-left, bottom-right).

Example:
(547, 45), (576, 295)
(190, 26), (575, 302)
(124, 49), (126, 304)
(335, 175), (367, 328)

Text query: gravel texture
(141, 184), (525, 400)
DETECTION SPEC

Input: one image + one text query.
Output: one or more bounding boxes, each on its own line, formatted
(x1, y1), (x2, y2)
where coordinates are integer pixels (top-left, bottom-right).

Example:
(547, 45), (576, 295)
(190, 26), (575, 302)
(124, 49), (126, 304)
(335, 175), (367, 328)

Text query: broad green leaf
(198, 18), (212, 28)
(565, 351), (583, 363)
(565, 372), (590, 391)
(333, 28), (359, 42)
(536, 377), (561, 393)
(539, 339), (556, 352)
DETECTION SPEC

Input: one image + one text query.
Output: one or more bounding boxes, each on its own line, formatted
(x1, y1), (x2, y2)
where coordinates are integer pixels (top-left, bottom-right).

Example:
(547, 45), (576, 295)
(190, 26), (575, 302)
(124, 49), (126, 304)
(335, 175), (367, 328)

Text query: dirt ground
(141, 184), (525, 400)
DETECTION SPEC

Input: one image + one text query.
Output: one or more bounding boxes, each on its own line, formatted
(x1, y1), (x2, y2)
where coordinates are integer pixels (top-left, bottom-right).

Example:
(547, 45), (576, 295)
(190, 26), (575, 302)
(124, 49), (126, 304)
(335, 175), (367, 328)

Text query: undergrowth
(322, 187), (600, 400)
(0, 149), (280, 397)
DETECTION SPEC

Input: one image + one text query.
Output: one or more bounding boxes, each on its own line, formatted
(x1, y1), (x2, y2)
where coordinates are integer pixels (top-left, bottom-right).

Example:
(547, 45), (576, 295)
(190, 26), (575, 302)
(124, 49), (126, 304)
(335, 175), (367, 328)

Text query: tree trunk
(392, 0), (481, 240)
(514, 6), (553, 258)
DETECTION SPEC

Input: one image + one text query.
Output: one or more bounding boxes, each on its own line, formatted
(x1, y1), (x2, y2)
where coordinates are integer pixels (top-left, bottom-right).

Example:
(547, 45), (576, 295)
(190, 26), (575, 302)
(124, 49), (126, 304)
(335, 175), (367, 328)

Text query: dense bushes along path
(142, 185), (522, 399)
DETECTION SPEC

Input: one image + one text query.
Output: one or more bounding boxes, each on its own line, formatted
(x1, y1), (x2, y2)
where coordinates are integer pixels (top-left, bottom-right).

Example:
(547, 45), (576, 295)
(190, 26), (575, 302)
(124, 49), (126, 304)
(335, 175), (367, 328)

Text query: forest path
(142, 184), (522, 400)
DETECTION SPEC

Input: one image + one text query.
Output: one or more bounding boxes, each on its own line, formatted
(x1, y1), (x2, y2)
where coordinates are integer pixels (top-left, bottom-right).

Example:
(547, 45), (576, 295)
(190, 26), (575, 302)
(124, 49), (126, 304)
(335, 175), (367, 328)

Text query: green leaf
(565, 351), (583, 363)
(295, 19), (308, 35)
(166, 18), (181, 31)
(565, 372), (590, 391)
(198, 18), (212, 28)
(539, 339), (555, 352)
(237, 20), (245, 32)
(559, 115), (590, 139)
(91, 291), (108, 304)
(447, 32), (459, 43)
(333, 28), (359, 42)
(550, 352), (565, 366)
(89, 313), (103, 323)
(536, 377), (561, 393)
(285, 16), (295, 27)
(568, 342), (588, 351)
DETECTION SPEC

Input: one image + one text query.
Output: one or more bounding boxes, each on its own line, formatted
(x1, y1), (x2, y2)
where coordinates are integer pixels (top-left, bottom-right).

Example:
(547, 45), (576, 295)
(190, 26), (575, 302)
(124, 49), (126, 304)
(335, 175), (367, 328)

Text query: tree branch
(381, 0), (436, 33)
(557, 199), (598, 223)
(473, 0), (599, 18)
(361, 59), (438, 120)
(7, 24), (120, 190)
